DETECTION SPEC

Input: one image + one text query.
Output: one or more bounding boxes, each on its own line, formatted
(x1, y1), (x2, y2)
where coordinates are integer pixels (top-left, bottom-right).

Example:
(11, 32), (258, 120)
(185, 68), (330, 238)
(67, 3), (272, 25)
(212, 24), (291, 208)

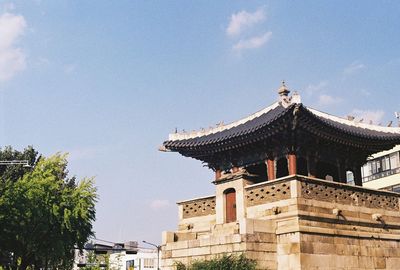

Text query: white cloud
(317, 94), (342, 106)
(150, 199), (171, 210)
(343, 61), (365, 75)
(305, 81), (328, 96)
(226, 7), (265, 37)
(233, 31), (272, 52)
(0, 12), (27, 82)
(350, 109), (385, 124)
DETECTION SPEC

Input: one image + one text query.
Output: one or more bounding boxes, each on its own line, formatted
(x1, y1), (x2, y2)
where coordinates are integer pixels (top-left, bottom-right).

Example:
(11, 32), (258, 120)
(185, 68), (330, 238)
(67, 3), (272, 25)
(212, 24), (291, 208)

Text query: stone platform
(161, 175), (400, 270)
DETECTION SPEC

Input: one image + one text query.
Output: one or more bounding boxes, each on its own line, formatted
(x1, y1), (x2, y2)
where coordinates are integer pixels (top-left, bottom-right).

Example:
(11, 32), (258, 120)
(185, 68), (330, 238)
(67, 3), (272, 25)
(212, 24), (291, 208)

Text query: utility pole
(142, 241), (161, 270)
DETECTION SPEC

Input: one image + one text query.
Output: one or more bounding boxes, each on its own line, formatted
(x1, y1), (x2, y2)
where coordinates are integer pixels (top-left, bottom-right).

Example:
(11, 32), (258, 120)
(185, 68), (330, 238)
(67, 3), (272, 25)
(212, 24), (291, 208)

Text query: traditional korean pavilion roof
(161, 84), (400, 170)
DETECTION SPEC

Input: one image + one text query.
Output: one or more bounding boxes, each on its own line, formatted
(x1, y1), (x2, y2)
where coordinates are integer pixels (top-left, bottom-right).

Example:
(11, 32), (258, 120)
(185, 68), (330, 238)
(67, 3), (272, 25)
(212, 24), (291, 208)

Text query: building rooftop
(161, 84), (400, 171)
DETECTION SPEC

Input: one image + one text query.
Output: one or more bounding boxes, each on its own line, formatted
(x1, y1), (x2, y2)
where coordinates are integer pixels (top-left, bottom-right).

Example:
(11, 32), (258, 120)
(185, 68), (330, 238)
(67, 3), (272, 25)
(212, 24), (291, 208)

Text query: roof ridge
(306, 107), (400, 134)
(168, 101), (281, 141)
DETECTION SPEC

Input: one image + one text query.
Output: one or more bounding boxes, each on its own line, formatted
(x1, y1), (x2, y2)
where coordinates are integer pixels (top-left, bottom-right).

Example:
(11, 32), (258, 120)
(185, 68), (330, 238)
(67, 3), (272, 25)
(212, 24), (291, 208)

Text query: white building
(73, 242), (159, 270)
(361, 145), (400, 191)
(109, 249), (158, 270)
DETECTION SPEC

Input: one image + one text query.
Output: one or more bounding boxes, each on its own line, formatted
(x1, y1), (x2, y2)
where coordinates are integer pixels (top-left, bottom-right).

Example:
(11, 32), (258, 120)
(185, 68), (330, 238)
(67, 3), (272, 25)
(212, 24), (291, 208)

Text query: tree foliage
(174, 254), (257, 270)
(80, 250), (110, 270)
(0, 146), (97, 270)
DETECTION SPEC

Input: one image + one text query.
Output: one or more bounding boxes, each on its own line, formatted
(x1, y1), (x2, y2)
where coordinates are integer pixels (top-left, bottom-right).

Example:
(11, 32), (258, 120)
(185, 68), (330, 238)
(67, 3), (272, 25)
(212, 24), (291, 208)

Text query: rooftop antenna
(395, 112), (400, 127)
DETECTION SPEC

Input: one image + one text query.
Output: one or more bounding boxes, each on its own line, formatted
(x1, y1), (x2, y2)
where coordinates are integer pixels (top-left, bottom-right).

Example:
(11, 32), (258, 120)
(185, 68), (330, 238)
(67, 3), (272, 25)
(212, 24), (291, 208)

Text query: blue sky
(1, 1), (400, 244)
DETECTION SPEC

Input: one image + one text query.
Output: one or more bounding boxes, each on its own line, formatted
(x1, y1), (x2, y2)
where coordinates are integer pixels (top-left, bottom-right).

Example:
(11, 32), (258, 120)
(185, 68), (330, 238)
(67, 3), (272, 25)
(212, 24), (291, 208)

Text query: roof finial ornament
(278, 80), (292, 108)
(278, 80), (290, 97)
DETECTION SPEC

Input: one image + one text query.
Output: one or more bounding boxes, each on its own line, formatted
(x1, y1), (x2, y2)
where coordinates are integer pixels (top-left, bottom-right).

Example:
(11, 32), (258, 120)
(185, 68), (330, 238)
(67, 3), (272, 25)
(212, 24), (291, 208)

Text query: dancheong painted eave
(162, 104), (400, 148)
(160, 84), (400, 169)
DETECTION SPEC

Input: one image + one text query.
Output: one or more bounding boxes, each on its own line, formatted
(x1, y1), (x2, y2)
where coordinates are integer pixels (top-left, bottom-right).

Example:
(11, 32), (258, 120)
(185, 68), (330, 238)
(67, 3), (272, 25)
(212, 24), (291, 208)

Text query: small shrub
(174, 261), (187, 270)
(173, 254), (257, 270)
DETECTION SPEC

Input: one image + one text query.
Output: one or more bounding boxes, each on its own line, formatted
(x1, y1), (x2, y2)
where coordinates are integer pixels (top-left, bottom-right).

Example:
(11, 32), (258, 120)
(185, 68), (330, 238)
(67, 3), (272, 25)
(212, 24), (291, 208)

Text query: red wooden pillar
(266, 159), (275, 180)
(215, 169), (222, 180)
(288, 153), (297, 175)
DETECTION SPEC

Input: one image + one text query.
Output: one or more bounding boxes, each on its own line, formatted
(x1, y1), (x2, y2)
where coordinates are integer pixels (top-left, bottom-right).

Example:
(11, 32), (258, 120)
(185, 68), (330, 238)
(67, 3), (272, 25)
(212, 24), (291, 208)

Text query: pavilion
(162, 82), (400, 186)
(160, 83), (400, 270)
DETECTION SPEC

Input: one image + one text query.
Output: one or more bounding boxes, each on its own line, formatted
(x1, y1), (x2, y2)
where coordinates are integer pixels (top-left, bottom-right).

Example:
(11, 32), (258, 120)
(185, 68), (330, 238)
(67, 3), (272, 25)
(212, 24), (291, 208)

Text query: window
(382, 156), (387, 171)
(362, 151), (400, 183)
(361, 164), (370, 178)
(392, 185), (400, 193)
(126, 260), (134, 270)
(143, 258), (155, 268)
(390, 152), (400, 169)
(346, 171), (354, 185)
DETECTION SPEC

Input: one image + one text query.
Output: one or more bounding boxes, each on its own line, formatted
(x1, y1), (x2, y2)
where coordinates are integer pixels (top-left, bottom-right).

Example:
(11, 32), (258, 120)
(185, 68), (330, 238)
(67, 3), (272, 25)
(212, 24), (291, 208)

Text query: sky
(1, 1), (400, 245)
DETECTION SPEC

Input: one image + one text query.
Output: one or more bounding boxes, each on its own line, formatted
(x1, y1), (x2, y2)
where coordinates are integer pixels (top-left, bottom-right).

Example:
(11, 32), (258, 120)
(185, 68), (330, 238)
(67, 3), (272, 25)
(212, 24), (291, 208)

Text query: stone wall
(162, 220), (277, 270)
(162, 175), (400, 270)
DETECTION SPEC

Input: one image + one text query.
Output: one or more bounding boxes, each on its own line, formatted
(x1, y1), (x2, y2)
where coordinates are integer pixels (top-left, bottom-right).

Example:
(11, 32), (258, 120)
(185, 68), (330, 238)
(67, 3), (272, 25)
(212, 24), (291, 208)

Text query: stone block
(210, 244), (233, 254)
(387, 258), (400, 269)
(301, 254), (338, 268)
(253, 219), (275, 233)
(300, 241), (314, 254)
(290, 179), (300, 198)
(199, 236), (210, 246)
(374, 257), (386, 269)
(256, 242), (276, 252)
(161, 250), (172, 259)
(188, 239), (200, 248)
(231, 233), (242, 243)
(209, 235), (221, 245)
(172, 248), (190, 258)
(232, 242), (247, 252)
(162, 231), (175, 244)
(357, 256), (375, 269)
(256, 259), (277, 270)
(278, 254), (300, 269)
(239, 218), (254, 234)
(259, 232), (276, 243)
(167, 240), (188, 250)
(277, 254), (289, 269)
(175, 232), (197, 241)
(277, 243), (300, 255)
(313, 242), (337, 255)
(223, 235), (234, 244)
(246, 251), (275, 261)
(189, 246), (210, 256)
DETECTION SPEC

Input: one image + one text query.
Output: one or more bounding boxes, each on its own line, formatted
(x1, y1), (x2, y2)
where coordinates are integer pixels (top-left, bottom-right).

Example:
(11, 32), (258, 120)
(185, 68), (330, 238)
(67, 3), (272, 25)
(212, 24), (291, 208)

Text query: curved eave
(162, 103), (400, 158)
(301, 106), (400, 145)
(163, 104), (293, 153)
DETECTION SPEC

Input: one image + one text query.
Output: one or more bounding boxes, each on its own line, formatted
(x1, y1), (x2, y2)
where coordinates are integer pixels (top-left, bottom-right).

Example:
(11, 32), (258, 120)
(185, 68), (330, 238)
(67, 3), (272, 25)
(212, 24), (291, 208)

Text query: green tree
(80, 250), (110, 270)
(0, 145), (38, 183)
(0, 146), (97, 270)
